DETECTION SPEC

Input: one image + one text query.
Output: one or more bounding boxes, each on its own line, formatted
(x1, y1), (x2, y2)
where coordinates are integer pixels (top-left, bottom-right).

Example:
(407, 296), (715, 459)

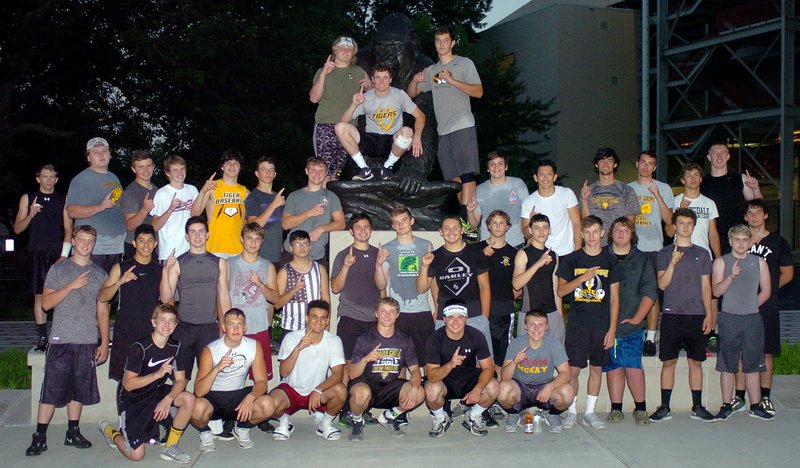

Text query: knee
(179, 392), (196, 410)
(130, 448), (145, 461)
(352, 385), (372, 406)
(425, 382), (443, 402)
(332, 383), (347, 401)
(257, 395), (275, 417)
(484, 379), (500, 399)
(334, 122), (350, 137)
(497, 382), (515, 406)
(554, 385), (575, 407)
(192, 399), (211, 420)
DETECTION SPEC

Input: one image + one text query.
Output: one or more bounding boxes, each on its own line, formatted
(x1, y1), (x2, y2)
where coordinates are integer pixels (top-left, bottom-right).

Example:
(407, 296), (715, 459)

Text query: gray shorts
(716, 312), (766, 374)
(437, 127), (479, 181)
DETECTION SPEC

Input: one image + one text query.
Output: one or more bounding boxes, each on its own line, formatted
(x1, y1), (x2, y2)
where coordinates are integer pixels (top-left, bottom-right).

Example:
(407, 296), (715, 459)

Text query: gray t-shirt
(121, 181), (158, 244)
(283, 188), (342, 261)
(417, 55), (481, 135)
(44, 259), (108, 344)
(628, 180), (674, 252)
(66, 168), (126, 255)
(353, 87), (418, 135)
(504, 335), (567, 385)
(586, 180), (640, 246)
(382, 237), (433, 313)
(474, 177), (529, 246)
(657, 244), (712, 316)
(228, 254), (271, 332)
(720, 253), (761, 316)
(331, 244), (381, 322)
(244, 188), (283, 262)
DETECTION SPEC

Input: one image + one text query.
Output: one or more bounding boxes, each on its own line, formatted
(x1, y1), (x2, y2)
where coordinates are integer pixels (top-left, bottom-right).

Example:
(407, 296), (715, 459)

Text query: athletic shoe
(35, 336), (48, 352)
(582, 412), (606, 430)
(761, 396), (776, 415)
(233, 426), (254, 449)
(462, 413), (488, 436)
(545, 413), (563, 433)
(429, 415), (452, 438)
(316, 425), (342, 441)
(215, 420), (235, 440)
(562, 412), (577, 429)
(338, 411), (354, 429)
(504, 413), (520, 433)
(395, 412), (409, 426)
(348, 418), (365, 442)
(449, 401), (469, 418)
(749, 404), (775, 421)
(633, 410), (650, 426)
(198, 430), (215, 451)
(706, 333), (719, 353)
(715, 404), (733, 421)
(160, 445), (192, 464)
(690, 405), (716, 422)
(378, 410), (406, 438)
(353, 168), (374, 181)
(272, 424), (294, 441)
(490, 403), (505, 420)
(642, 339), (656, 357)
(98, 419), (117, 449)
(481, 410), (499, 429)
(64, 428), (92, 449)
(257, 420), (275, 433)
(25, 432), (47, 456)
(208, 419), (223, 435)
(649, 405), (672, 422)
(378, 167), (394, 180)
(363, 410), (380, 426)
(730, 395), (747, 413)
(607, 409), (624, 423)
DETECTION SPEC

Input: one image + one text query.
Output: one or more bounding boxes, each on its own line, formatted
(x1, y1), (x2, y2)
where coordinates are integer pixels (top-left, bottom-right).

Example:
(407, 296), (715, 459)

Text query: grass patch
(0, 347), (30, 389)
(774, 342), (800, 375)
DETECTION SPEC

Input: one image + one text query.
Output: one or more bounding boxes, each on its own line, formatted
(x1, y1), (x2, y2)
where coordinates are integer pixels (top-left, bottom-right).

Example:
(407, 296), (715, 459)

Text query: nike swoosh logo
(148, 358), (169, 367)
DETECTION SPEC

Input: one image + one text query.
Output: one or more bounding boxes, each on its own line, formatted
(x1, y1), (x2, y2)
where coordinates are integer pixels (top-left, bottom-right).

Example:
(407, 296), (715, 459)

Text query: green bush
(0, 348), (31, 389)
(774, 342), (800, 375)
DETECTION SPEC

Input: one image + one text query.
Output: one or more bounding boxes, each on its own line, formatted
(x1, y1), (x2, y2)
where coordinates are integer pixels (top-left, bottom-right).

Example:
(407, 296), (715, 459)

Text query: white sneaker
(583, 412), (607, 430)
(160, 444), (192, 464)
(198, 430), (215, 452)
(233, 426), (254, 449)
(562, 412), (577, 430)
(208, 419), (223, 435)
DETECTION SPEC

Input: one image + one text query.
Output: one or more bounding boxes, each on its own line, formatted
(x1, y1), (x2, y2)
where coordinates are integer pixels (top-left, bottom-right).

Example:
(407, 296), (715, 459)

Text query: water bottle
(533, 413), (543, 434)
(524, 412), (534, 434)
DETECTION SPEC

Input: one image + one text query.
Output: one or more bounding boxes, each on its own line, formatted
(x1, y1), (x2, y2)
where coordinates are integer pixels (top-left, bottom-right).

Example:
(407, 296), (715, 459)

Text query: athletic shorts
(337, 316), (377, 360)
(275, 382), (327, 415)
(489, 314), (512, 367)
(313, 123), (348, 177)
(40, 343), (100, 407)
(397, 311), (434, 367)
(602, 330), (644, 372)
(716, 312), (766, 374)
(565, 326), (610, 369)
(172, 322), (219, 380)
(442, 368), (482, 401)
(205, 386), (254, 420)
(244, 329), (273, 380)
(119, 384), (172, 450)
(109, 341), (133, 382)
(26, 249), (60, 294)
(358, 131), (395, 160)
(760, 304), (781, 356)
(659, 314), (707, 362)
(510, 379), (553, 413)
(347, 377), (407, 410)
(437, 127), (479, 181)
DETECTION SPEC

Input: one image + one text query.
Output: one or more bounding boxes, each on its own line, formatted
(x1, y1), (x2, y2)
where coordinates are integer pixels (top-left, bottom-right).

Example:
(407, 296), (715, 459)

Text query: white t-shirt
(673, 193), (719, 257)
(278, 330), (345, 396)
(520, 186), (578, 257)
(629, 180), (675, 252)
(150, 183), (199, 260)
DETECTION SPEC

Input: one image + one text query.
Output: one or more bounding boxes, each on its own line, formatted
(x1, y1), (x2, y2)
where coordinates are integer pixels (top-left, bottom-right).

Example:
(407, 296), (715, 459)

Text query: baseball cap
(86, 137), (109, 150)
(443, 303), (468, 317)
(335, 37), (355, 49)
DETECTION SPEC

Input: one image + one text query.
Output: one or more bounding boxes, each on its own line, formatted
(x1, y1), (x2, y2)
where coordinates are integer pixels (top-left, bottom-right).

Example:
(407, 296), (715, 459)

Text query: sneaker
(395, 412), (409, 426)
(582, 412), (606, 430)
(449, 401), (469, 418)
(363, 410), (380, 426)
(706, 333), (719, 353)
(481, 410), (499, 429)
(545, 413), (563, 433)
(257, 420), (275, 433)
(378, 410), (406, 438)
(233, 426), (254, 449)
(749, 404), (775, 421)
(215, 420), (235, 440)
(316, 425), (342, 441)
(607, 409), (624, 423)
(98, 419), (117, 449)
(649, 405), (672, 422)
(352, 168), (374, 181)
(690, 405), (716, 422)
(349, 418), (365, 442)
(272, 424), (294, 441)
(761, 396), (776, 415)
(715, 404), (733, 421)
(25, 432), (47, 456)
(208, 419), (223, 435)
(489, 403), (505, 420)
(378, 167), (394, 180)
(504, 413), (520, 433)
(64, 428), (92, 449)
(462, 413), (488, 436)
(562, 412), (577, 429)
(338, 411), (354, 429)
(633, 410), (650, 426)
(429, 415), (452, 438)
(642, 339), (656, 357)
(35, 336), (48, 352)
(160, 445), (192, 464)
(198, 430), (215, 452)
(730, 395), (747, 413)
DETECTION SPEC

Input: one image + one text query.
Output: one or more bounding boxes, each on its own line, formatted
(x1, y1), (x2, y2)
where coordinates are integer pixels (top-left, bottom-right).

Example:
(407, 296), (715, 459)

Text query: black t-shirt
(119, 336), (181, 410)
(748, 232), (793, 310)
(521, 244), (558, 313)
(427, 243), (489, 319)
(556, 248), (622, 329)
(478, 241), (517, 315)
(701, 172), (744, 254)
(114, 258), (163, 344)
(425, 326), (491, 378)
(351, 326), (417, 384)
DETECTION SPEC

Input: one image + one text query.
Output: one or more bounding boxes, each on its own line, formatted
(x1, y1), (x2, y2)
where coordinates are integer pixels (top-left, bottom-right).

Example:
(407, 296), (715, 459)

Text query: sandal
(272, 424), (294, 441)
(316, 425), (341, 441)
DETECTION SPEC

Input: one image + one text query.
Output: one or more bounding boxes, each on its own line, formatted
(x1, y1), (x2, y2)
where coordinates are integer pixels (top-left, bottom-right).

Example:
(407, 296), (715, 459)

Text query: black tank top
(521, 244), (557, 313)
(114, 258), (163, 343)
(26, 190), (66, 251)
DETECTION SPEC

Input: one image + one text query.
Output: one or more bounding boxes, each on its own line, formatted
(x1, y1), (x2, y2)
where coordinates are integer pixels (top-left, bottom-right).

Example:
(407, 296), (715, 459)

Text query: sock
(352, 152), (368, 169)
(611, 402), (623, 412)
(385, 154), (400, 168)
(432, 407), (446, 419)
(506, 407), (519, 415)
(469, 404), (487, 420)
(321, 412), (335, 428)
(351, 413), (364, 423)
(750, 403), (761, 411)
(761, 387), (771, 398)
(238, 421), (254, 429)
(568, 397), (578, 414)
(68, 420), (79, 431)
(36, 323), (47, 339)
(585, 395), (599, 414)
(735, 389), (746, 400)
(634, 401), (646, 412)
(165, 426), (184, 447)
(691, 390), (702, 407)
(36, 422), (49, 435)
(385, 407), (402, 419)
(200, 425), (211, 432)
(278, 414), (290, 429)
(661, 388), (672, 407)
(549, 407), (565, 416)
(645, 330), (656, 342)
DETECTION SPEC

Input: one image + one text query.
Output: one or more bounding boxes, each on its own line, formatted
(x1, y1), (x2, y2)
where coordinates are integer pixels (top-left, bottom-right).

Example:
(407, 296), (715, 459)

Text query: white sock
(351, 413), (363, 422)
(321, 412), (335, 428)
(568, 397), (578, 414)
(432, 407), (446, 419)
(385, 154), (400, 168)
(469, 404), (487, 420)
(586, 395), (599, 415)
(352, 152), (368, 169)
(646, 330), (656, 342)
(278, 414), (290, 428)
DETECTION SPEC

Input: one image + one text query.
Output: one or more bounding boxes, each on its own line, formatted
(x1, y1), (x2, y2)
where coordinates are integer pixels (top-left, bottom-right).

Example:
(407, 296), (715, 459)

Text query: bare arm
(757, 258), (771, 306)
(779, 265), (794, 289)
(217, 259), (231, 318)
(98, 264), (123, 303)
(568, 206), (583, 250)
(159, 260), (180, 305)
(701, 274), (713, 334)
(709, 219), (721, 258)
(477, 272), (490, 318)
(13, 194), (32, 234)
(319, 265), (330, 303)
(711, 257), (731, 297)
(193, 348), (220, 397)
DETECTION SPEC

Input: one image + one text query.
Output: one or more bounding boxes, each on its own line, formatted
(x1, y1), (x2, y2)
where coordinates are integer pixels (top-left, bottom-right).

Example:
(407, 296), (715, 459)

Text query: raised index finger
(170, 248), (176, 257)
(208, 171), (217, 181)
(327, 54), (332, 62)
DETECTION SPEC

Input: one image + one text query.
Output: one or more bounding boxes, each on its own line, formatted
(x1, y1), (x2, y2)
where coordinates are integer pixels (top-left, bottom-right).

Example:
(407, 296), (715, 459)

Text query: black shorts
(205, 387), (253, 420)
(358, 131), (395, 160)
(511, 379), (553, 413)
(443, 368), (482, 401)
(40, 343), (100, 407)
(396, 311), (434, 367)
(91, 253), (121, 274)
(109, 341), (133, 382)
(565, 326), (610, 369)
(337, 316), (376, 360)
(172, 322), (219, 380)
(489, 314), (512, 367)
(659, 314), (707, 362)
(27, 249), (60, 294)
(119, 384), (172, 450)
(348, 377), (407, 410)
(760, 304), (781, 356)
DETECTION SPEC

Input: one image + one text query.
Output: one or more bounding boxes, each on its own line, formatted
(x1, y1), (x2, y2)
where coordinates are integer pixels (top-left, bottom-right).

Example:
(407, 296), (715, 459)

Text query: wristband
(313, 388), (323, 395)
(61, 242), (72, 257)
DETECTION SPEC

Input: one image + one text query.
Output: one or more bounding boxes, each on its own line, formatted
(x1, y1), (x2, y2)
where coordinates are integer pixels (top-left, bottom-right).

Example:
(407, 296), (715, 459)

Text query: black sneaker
(35, 336), (48, 352)
(338, 411), (354, 429)
(352, 168), (374, 181)
(749, 404), (775, 421)
(25, 432), (47, 456)
(642, 340), (656, 357)
(64, 428), (92, 449)
(378, 167), (394, 180)
(649, 405), (672, 422)
(690, 405), (716, 423)
(395, 412), (409, 426)
(348, 418), (365, 442)
(363, 410), (379, 426)
(258, 420), (275, 433)
(715, 404), (733, 421)
(216, 420), (235, 440)
(481, 410), (499, 429)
